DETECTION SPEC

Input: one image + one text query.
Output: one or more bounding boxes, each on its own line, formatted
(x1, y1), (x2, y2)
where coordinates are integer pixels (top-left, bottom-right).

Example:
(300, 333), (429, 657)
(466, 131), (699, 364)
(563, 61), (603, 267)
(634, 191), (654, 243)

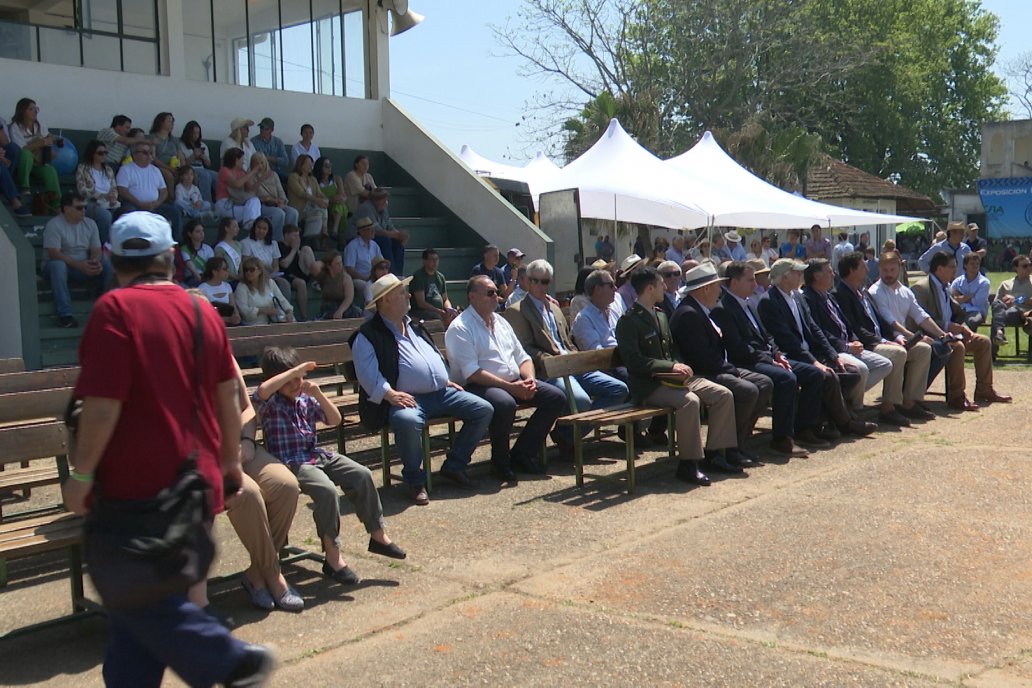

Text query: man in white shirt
(445, 276), (567, 482)
(42, 193), (112, 328)
(116, 142), (182, 237)
(830, 232), (854, 273)
(343, 217), (383, 297)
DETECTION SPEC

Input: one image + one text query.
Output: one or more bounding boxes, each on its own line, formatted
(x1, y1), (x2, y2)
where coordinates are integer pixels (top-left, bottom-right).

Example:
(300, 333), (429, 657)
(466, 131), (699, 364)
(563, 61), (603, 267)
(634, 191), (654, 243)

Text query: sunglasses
(529, 277), (551, 285)
(661, 271), (680, 278)
(484, 289), (498, 297)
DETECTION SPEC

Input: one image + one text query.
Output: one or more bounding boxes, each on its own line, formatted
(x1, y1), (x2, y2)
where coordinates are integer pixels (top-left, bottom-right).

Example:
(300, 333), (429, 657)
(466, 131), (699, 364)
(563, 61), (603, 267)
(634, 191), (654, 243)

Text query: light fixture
(377, 0), (424, 36)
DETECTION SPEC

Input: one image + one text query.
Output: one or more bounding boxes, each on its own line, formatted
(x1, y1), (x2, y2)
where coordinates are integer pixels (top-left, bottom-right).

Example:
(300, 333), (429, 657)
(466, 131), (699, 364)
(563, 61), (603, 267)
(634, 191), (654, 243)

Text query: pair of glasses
(484, 289), (498, 297)
(661, 272), (680, 278)
(530, 277), (551, 285)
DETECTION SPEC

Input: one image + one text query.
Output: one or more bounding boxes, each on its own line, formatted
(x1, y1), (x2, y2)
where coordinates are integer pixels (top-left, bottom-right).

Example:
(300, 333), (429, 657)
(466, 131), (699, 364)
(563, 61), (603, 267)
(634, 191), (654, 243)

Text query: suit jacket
(758, 287), (838, 366)
(711, 289), (779, 368)
(910, 275), (964, 330)
(502, 295), (578, 376)
(670, 294), (737, 377)
(658, 291), (677, 321)
(834, 280), (893, 350)
(801, 285), (853, 354)
(614, 301), (677, 403)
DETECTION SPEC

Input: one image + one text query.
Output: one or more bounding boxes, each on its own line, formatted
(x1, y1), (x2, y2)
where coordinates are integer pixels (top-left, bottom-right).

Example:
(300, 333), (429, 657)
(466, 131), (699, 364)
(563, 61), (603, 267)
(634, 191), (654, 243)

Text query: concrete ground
(2, 367), (1031, 687)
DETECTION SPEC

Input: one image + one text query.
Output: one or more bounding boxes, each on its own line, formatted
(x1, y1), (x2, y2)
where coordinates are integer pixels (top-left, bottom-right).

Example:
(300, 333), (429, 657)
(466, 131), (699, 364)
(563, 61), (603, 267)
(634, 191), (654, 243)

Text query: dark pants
(465, 379), (566, 470)
(786, 359), (830, 432)
(926, 338), (952, 388)
(748, 362), (800, 439)
(120, 201), (182, 239)
(374, 235), (405, 277)
(814, 365), (859, 428)
(103, 593), (247, 687)
(712, 368), (773, 445)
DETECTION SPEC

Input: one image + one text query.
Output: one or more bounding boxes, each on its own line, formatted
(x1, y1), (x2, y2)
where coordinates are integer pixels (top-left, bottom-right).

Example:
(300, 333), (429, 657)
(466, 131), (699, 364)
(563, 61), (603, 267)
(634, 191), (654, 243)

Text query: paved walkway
(2, 368), (1031, 686)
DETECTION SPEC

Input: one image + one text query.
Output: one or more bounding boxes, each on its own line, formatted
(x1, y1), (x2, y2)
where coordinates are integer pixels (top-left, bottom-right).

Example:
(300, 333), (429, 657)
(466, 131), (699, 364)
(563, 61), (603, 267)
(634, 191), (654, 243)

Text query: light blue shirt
(343, 236), (382, 279)
(571, 301), (620, 350)
(353, 316), (449, 403)
(949, 272), (990, 317)
(250, 133), (289, 176)
(527, 294), (567, 353)
(918, 239), (971, 274)
(728, 243), (747, 261)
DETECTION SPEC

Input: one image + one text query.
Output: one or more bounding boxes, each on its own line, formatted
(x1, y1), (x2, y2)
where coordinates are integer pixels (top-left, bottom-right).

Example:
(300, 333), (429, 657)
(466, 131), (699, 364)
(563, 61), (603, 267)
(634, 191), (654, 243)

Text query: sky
(389, 0), (1031, 166)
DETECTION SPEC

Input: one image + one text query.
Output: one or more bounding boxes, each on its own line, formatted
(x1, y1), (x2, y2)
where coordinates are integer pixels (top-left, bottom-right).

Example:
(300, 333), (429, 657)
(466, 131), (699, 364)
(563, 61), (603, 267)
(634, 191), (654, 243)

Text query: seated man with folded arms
(835, 251), (934, 423)
(445, 276), (567, 483)
(116, 141), (182, 237)
(343, 216), (383, 297)
(989, 254), (1032, 345)
(503, 259), (628, 449)
(615, 266), (738, 486)
(801, 258), (895, 419)
(351, 274), (493, 506)
(950, 252), (991, 331)
(409, 248), (457, 324)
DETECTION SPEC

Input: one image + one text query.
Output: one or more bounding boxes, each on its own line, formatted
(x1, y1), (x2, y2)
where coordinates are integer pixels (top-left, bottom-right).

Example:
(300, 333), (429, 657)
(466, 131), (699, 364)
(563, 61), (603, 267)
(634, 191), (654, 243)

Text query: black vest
(348, 314), (444, 431)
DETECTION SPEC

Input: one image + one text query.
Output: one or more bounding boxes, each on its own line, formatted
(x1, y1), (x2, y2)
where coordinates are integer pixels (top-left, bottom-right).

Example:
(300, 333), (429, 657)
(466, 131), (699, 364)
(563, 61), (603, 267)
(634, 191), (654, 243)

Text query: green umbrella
(894, 221), (926, 236)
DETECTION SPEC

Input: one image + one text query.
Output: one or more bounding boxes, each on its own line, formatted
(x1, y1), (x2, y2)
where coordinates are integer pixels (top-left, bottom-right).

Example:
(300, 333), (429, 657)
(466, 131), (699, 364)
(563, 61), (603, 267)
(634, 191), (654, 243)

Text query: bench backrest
(539, 348), (617, 379)
(0, 367), (80, 394)
(0, 388), (73, 425)
(227, 317), (368, 340)
(0, 421), (69, 466)
(0, 358), (25, 374)
(231, 328), (358, 358)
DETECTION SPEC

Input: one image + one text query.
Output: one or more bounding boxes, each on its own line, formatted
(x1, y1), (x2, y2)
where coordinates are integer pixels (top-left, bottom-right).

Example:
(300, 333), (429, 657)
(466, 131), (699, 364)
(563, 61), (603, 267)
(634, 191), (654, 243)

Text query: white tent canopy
(458, 145), (562, 205)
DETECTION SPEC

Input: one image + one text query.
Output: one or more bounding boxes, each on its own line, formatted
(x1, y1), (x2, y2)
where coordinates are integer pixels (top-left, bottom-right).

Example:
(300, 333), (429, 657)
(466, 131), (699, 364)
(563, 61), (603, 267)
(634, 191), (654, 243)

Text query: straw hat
(746, 258), (771, 275)
(723, 230), (742, 244)
(365, 273), (413, 310)
(683, 262), (726, 291)
(589, 258), (612, 270)
(230, 117), (254, 133)
(618, 254), (644, 277)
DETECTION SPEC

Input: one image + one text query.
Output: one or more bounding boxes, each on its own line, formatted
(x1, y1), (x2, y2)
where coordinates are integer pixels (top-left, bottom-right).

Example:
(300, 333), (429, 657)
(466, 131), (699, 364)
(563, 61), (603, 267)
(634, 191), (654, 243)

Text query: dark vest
(348, 314), (443, 431)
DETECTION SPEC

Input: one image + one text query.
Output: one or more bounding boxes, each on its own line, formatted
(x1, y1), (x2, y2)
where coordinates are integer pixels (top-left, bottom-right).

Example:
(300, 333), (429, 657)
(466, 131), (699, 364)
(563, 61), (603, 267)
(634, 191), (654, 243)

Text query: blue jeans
(103, 594), (248, 688)
(121, 201), (183, 238)
(44, 258), (113, 316)
(387, 386), (494, 486)
(86, 200), (113, 244)
(374, 235), (405, 276)
(0, 159), (17, 202)
(546, 370), (628, 441)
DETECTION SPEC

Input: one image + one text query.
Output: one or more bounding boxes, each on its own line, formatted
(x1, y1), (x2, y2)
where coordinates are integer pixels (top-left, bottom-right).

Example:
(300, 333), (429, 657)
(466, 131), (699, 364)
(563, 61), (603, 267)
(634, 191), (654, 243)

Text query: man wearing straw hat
(351, 273), (494, 505)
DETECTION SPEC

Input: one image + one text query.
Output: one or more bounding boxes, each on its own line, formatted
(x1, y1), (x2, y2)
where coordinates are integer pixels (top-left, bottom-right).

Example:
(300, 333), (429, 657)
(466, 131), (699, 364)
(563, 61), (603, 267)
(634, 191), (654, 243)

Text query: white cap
(110, 212), (176, 257)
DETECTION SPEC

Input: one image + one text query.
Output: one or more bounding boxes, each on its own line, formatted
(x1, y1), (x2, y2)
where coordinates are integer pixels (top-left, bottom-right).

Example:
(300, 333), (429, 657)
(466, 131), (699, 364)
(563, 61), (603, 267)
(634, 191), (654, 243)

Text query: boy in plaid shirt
(256, 346), (406, 585)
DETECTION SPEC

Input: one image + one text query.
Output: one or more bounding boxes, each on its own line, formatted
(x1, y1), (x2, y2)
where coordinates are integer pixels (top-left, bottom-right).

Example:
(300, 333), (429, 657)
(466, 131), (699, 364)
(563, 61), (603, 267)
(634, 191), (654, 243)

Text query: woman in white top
(75, 138), (120, 243)
(241, 216), (292, 303)
(760, 236), (779, 266)
(198, 256), (241, 326)
(178, 120), (215, 202)
(176, 218), (214, 287)
(290, 124), (320, 166)
(214, 217), (244, 281)
(746, 237), (766, 265)
(235, 256), (294, 325)
(9, 97), (61, 213)
(221, 118), (256, 171)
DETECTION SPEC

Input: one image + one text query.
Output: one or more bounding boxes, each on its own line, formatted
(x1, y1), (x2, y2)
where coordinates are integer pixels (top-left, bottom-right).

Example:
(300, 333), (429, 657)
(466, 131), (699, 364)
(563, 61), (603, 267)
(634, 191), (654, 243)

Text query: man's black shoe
(675, 460), (710, 486)
(704, 451), (745, 474)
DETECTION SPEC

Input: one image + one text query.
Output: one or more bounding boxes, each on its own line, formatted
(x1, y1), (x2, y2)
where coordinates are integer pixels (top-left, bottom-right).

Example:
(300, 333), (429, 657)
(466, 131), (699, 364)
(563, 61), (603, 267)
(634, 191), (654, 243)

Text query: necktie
(859, 290), (883, 339)
(825, 296), (848, 340)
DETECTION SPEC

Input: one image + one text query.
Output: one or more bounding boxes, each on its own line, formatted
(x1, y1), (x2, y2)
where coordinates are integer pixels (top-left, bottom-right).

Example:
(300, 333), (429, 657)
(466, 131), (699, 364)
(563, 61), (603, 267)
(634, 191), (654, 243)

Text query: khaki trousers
(946, 333), (994, 402)
(644, 376), (737, 461)
(226, 443), (300, 584)
(874, 341), (931, 405)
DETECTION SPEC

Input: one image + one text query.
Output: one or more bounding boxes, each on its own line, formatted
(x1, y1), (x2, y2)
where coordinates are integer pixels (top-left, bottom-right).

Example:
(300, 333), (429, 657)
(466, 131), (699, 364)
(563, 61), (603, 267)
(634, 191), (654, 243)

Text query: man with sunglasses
(989, 254), (1032, 345)
(657, 260), (682, 320)
(504, 260), (629, 449)
(42, 192), (112, 328)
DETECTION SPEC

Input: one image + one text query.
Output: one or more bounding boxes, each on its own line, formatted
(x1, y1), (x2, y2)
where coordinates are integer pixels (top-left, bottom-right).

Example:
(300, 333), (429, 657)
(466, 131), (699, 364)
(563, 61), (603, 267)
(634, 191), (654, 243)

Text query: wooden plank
(0, 466), (60, 491)
(231, 328), (358, 358)
(0, 359), (25, 374)
(227, 317), (367, 340)
(0, 368), (79, 395)
(540, 349), (617, 379)
(0, 388), (73, 425)
(0, 511), (80, 534)
(0, 422), (68, 465)
(0, 527), (82, 559)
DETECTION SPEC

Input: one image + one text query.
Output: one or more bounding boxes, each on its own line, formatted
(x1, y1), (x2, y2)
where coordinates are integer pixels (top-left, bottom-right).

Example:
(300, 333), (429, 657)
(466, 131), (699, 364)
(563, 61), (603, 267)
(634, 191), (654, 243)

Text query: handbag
(74, 294), (217, 611)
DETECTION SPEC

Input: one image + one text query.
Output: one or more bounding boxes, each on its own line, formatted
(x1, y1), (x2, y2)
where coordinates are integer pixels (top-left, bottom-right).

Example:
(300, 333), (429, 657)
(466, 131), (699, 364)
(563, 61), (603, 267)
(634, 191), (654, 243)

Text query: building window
(0, 0), (159, 74)
(186, 0), (363, 98)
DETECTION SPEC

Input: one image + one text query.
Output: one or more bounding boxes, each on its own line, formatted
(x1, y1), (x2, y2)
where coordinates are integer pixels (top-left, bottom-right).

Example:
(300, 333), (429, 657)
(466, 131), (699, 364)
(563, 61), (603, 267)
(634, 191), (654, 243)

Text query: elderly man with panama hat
(723, 230), (748, 261)
(350, 273), (493, 505)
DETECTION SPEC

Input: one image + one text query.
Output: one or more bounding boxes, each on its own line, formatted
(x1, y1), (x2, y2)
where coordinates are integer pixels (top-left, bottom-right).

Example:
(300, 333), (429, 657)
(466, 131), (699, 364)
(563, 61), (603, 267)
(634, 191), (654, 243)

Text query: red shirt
(75, 283), (236, 511)
(215, 166), (242, 202)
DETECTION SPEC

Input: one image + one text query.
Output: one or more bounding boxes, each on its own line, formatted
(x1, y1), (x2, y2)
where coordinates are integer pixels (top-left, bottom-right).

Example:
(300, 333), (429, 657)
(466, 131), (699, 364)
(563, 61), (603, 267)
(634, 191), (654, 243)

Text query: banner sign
(977, 177), (1032, 237)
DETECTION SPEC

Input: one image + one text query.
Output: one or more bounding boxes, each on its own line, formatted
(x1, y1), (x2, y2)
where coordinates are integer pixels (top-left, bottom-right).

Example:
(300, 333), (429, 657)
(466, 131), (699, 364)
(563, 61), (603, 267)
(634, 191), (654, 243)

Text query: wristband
(69, 469), (94, 483)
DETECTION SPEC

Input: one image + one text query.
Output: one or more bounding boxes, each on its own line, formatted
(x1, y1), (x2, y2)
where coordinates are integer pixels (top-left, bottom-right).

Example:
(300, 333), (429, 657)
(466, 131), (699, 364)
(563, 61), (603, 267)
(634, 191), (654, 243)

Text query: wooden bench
(541, 349), (674, 492)
(0, 367), (79, 395)
(0, 359), (25, 374)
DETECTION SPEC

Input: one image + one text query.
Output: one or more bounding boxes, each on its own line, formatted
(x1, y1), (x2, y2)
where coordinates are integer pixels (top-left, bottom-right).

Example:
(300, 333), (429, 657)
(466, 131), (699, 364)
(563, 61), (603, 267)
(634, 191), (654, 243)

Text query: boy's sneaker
(58, 315), (78, 328)
(224, 643), (276, 687)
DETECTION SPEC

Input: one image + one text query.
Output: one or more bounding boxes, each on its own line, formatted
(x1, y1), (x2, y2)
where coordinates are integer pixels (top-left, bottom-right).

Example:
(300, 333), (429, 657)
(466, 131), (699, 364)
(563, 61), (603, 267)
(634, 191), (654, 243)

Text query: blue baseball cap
(110, 212), (176, 257)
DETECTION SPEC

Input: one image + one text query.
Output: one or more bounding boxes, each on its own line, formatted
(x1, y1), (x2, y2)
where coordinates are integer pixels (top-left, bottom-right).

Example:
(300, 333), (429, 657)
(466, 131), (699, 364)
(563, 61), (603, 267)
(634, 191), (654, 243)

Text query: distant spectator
(691, 238), (712, 262)
(348, 187), (407, 275)
(174, 165), (215, 222)
(116, 141), (183, 236)
(96, 114), (144, 169)
(176, 218), (214, 287)
(723, 231), (747, 261)
(42, 192), (112, 328)
(242, 216), (291, 301)
(746, 236), (765, 265)
(75, 138), (120, 242)
(409, 248), (456, 323)
(657, 260), (682, 319)
(779, 229), (805, 259)
(665, 234), (687, 265)
(502, 247), (524, 287)
(712, 235), (732, 262)
(864, 247), (879, 287)
(856, 231), (871, 256)
(317, 250), (361, 320)
(506, 265), (529, 307)
(147, 111), (179, 192)
(277, 224), (319, 321)
(221, 118), (256, 170)
(343, 216), (383, 296)
(251, 117), (289, 180)
(177, 120), (215, 202)
(363, 257), (393, 317)
(251, 151), (298, 241)
(343, 154), (376, 215)
(290, 123), (320, 166)
(831, 231), (854, 273)
(214, 147), (262, 230)
(917, 222), (969, 274)
(214, 217), (244, 281)
(470, 244), (507, 309)
(567, 267), (595, 323)
(595, 234), (615, 261)
(286, 154), (329, 242)
(760, 235), (779, 265)
(9, 97), (61, 213)
(990, 254), (1032, 344)
(0, 140), (26, 215)
(235, 256), (293, 325)
(314, 157), (347, 243)
(950, 252), (990, 330)
(965, 222), (988, 265)
(805, 225), (831, 259)
(198, 256), (241, 326)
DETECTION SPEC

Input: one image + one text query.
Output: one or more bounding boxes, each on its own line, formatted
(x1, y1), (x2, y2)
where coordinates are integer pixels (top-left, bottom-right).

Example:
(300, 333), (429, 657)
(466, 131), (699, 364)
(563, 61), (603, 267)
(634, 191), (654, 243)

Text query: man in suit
(910, 252), (1010, 409)
(615, 266), (737, 485)
(504, 259), (628, 444)
(712, 261), (811, 455)
(671, 263), (766, 469)
(835, 252), (934, 422)
(801, 258), (896, 420)
(758, 259), (876, 440)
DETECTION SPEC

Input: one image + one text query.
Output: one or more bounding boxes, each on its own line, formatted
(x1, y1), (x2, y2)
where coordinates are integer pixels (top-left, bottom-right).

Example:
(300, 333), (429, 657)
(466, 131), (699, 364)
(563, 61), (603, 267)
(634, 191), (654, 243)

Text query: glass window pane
(82, 32), (120, 71)
(181, 0), (215, 82)
(247, 0), (280, 89)
(0, 19), (34, 61)
(37, 25), (79, 67)
(13, 0), (75, 29)
(122, 37), (158, 75)
(81, 0), (118, 34)
(313, 1), (342, 97)
(280, 3), (314, 94)
(121, 0), (156, 39)
(343, 9), (364, 98)
(209, 0), (246, 86)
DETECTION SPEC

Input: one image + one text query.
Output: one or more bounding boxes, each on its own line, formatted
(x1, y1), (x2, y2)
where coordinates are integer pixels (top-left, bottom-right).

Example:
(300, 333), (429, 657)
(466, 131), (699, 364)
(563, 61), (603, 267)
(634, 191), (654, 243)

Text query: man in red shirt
(62, 211), (274, 687)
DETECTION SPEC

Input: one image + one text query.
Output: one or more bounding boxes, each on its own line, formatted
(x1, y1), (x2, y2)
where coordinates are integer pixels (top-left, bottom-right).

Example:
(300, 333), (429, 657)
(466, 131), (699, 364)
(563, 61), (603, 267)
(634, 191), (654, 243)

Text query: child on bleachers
(214, 216), (243, 281)
(174, 166), (215, 221)
(176, 218), (214, 287)
(198, 256), (240, 326)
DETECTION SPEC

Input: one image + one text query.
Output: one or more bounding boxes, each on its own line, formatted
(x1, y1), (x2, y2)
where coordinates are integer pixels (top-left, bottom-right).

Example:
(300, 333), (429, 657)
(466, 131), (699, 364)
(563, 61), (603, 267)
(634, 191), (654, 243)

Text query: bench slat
(540, 349), (617, 379)
(0, 368), (79, 395)
(0, 422), (69, 465)
(0, 466), (61, 491)
(0, 388), (72, 425)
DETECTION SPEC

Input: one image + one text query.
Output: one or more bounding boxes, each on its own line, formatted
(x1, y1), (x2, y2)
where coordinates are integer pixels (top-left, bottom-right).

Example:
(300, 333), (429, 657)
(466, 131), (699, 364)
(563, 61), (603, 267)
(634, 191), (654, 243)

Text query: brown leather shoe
(946, 396), (980, 411)
(974, 390), (1013, 404)
(769, 437), (808, 457)
(408, 484), (430, 506)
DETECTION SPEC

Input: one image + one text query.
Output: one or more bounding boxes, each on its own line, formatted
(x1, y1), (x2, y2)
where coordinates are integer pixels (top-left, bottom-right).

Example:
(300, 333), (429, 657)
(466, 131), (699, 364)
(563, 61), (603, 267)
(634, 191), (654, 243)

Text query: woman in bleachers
(8, 97), (61, 213)
(221, 118), (256, 170)
(215, 147), (262, 230)
(313, 156), (347, 244)
(176, 218), (214, 287)
(290, 123), (320, 165)
(214, 216), (244, 281)
(235, 256), (294, 325)
(343, 153), (376, 215)
(251, 151), (298, 242)
(75, 139), (120, 243)
(278, 224), (319, 322)
(177, 120), (215, 202)
(316, 250), (361, 320)
(241, 216), (292, 303)
(147, 111), (179, 192)
(198, 256), (241, 326)
(287, 154), (329, 243)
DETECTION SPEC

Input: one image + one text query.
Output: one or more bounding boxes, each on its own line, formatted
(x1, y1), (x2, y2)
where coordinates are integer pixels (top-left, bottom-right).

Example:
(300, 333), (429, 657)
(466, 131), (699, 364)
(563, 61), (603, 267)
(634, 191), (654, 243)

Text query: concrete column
(365, 0), (391, 100)
(160, 0), (186, 80)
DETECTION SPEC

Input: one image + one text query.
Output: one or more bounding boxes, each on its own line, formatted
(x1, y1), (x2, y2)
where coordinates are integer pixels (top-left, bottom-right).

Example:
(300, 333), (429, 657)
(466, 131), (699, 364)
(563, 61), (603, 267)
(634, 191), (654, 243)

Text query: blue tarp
(978, 177), (1032, 237)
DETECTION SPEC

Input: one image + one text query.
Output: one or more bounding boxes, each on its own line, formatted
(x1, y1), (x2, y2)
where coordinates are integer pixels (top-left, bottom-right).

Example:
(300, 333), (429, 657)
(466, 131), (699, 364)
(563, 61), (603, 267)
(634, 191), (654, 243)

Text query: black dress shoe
(845, 419), (877, 436)
(726, 447), (763, 468)
(321, 562), (360, 585)
(438, 469), (476, 490)
(794, 429), (831, 448)
(704, 452), (745, 474)
(511, 456), (547, 475)
(491, 466), (519, 485)
(897, 404), (935, 421)
(815, 425), (841, 441)
(675, 460), (710, 486)
(877, 409), (911, 427)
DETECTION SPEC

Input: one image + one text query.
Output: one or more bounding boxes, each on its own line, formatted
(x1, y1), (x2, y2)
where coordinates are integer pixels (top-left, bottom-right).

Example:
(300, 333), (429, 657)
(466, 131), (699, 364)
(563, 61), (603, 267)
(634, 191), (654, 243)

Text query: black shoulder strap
(185, 295), (204, 465)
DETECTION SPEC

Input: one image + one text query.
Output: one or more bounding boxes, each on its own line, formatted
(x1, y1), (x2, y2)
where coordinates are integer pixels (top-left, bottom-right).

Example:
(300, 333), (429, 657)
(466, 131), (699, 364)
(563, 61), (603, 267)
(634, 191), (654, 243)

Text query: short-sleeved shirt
(42, 214), (100, 263)
(198, 280), (233, 304)
(444, 307), (530, 385)
(75, 284), (235, 511)
(805, 237), (831, 258)
(997, 276), (1032, 310)
(343, 237), (382, 279)
(116, 162), (165, 204)
(97, 127), (128, 166)
(779, 242), (806, 259)
(241, 238), (281, 270)
(254, 392), (329, 467)
(470, 262), (506, 291)
(409, 268), (447, 310)
(215, 166), (245, 202)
